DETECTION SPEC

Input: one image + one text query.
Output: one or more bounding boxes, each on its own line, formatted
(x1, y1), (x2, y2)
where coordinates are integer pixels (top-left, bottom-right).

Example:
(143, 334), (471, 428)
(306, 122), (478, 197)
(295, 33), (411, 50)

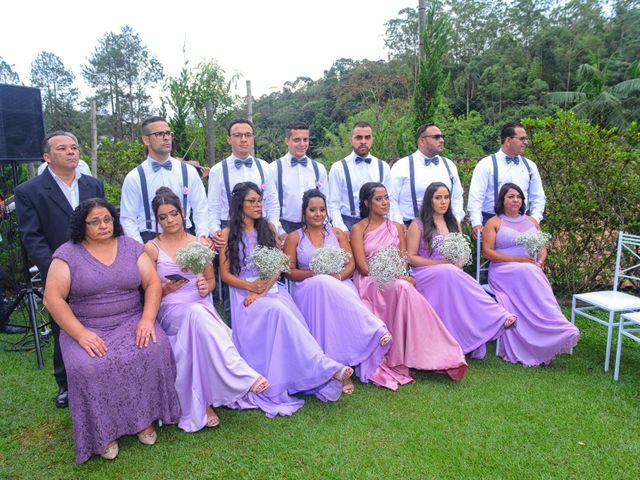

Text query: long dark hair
(495, 182), (526, 216)
(151, 186), (185, 234)
(69, 198), (123, 243)
(419, 182), (459, 253)
(301, 188), (330, 236)
(226, 181), (277, 275)
(358, 182), (385, 219)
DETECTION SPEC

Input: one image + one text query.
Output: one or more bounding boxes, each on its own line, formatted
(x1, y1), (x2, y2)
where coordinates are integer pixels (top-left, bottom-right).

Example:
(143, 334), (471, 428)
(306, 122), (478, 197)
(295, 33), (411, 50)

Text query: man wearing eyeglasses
(208, 118), (281, 249)
(467, 122), (546, 239)
(120, 116), (210, 245)
(14, 130), (104, 408)
(269, 121), (328, 234)
(328, 121), (391, 232)
(389, 124), (464, 226)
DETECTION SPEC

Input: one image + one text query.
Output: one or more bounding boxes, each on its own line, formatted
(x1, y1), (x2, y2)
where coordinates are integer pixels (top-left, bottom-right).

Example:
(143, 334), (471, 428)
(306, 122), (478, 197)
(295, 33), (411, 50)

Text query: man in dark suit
(15, 131), (104, 408)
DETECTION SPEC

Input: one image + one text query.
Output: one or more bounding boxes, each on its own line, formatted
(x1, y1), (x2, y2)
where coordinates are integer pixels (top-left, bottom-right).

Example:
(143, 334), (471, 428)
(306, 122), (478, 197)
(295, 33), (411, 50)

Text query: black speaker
(0, 84), (45, 163)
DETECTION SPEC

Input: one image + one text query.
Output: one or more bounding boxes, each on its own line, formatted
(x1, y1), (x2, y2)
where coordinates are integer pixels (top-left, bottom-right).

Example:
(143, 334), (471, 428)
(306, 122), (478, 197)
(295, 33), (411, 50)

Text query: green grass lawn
(0, 308), (638, 479)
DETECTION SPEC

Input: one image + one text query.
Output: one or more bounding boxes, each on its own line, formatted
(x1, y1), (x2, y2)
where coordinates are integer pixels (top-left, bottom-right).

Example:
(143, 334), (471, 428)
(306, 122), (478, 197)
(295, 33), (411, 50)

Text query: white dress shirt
(327, 151), (391, 231)
(120, 157), (209, 243)
(467, 148), (546, 226)
(269, 153), (329, 223)
(49, 169), (81, 209)
(208, 155), (282, 234)
(389, 150), (464, 223)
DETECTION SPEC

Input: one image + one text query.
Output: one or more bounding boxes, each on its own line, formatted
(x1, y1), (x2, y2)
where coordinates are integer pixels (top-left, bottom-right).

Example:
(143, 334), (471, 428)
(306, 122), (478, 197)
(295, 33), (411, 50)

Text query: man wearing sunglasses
(120, 116), (210, 245)
(467, 122), (546, 239)
(389, 124), (464, 227)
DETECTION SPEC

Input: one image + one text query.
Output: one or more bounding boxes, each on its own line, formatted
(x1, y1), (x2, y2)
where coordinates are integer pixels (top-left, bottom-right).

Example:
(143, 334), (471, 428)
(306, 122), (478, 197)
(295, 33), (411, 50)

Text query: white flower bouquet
(515, 231), (552, 257)
(434, 232), (472, 266)
(175, 242), (216, 276)
(309, 246), (352, 276)
(368, 246), (409, 287)
(250, 246), (290, 279)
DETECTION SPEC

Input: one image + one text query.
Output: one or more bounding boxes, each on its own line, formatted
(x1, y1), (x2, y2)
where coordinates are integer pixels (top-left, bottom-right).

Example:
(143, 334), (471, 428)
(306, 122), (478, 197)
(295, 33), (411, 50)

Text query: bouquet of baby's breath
(434, 233), (472, 266)
(310, 246), (352, 275)
(250, 246), (290, 279)
(515, 231), (552, 257)
(368, 246), (409, 287)
(175, 242), (216, 276)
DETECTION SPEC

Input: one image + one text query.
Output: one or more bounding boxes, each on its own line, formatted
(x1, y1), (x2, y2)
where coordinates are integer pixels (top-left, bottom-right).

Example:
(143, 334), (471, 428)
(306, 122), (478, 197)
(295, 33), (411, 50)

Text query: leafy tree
(82, 26), (163, 141)
(414, 2), (450, 128)
(0, 57), (20, 84)
(29, 51), (79, 131)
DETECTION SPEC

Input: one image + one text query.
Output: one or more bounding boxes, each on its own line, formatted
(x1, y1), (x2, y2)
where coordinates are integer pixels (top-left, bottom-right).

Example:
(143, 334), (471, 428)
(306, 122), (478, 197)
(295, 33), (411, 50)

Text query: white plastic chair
(614, 311), (640, 380)
(571, 231), (640, 372)
(476, 231), (499, 354)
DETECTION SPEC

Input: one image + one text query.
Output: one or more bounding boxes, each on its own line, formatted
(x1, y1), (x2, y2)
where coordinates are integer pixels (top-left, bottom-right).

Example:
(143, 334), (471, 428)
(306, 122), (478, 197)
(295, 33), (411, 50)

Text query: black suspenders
(341, 158), (384, 217)
(222, 157), (265, 208)
(277, 158), (320, 210)
(137, 161), (188, 232)
(491, 154), (532, 211)
(408, 154), (454, 217)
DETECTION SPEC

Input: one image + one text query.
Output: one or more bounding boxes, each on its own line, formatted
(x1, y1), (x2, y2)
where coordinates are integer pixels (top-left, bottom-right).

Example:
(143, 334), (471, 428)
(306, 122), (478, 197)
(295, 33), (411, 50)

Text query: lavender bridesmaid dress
(229, 231), (345, 417)
(54, 237), (179, 464)
(153, 241), (262, 432)
(411, 219), (512, 359)
(489, 215), (580, 366)
(291, 228), (391, 385)
(353, 221), (468, 389)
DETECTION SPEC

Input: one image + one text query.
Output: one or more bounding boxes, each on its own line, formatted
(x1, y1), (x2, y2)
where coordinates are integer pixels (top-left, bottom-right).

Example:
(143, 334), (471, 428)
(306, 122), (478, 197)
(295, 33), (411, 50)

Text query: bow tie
(505, 155), (520, 165)
(151, 160), (172, 172)
(424, 156), (439, 166)
(234, 157), (253, 169)
(355, 156), (372, 164)
(290, 156), (308, 167)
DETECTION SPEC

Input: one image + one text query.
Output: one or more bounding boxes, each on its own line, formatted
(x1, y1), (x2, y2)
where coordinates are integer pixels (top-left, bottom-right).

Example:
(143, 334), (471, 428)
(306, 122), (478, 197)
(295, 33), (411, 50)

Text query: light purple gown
(54, 237), (179, 464)
(229, 231), (345, 417)
(412, 219), (512, 359)
(489, 215), (580, 366)
(291, 228), (391, 384)
(153, 241), (262, 432)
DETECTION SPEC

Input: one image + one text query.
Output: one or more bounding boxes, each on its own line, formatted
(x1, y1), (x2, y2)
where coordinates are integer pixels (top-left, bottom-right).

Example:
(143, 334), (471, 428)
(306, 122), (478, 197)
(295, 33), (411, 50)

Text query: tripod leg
(26, 289), (44, 369)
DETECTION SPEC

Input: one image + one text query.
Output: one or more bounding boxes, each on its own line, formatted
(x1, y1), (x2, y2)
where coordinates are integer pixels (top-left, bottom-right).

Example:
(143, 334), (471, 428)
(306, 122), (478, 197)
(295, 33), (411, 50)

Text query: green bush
(524, 112), (640, 294)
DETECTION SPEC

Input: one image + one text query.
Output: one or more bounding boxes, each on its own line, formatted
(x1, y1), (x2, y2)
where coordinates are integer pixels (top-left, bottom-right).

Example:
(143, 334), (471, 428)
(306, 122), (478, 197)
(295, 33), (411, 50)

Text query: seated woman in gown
(43, 198), (179, 463)
(219, 182), (353, 416)
(144, 187), (270, 432)
(482, 183), (580, 366)
(350, 182), (468, 390)
(407, 182), (517, 360)
(284, 189), (392, 391)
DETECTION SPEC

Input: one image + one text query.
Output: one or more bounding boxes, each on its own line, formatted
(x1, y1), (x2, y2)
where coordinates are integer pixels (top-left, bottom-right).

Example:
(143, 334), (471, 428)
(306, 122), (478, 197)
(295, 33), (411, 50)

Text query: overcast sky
(2, 1), (409, 102)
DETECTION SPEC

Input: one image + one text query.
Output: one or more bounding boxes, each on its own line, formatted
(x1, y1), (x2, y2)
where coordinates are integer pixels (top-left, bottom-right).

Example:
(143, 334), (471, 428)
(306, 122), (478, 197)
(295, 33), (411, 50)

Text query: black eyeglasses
(146, 131), (174, 139)
(230, 132), (254, 139)
(421, 134), (445, 140)
(86, 216), (113, 227)
(510, 136), (528, 142)
(157, 209), (181, 221)
(244, 198), (263, 206)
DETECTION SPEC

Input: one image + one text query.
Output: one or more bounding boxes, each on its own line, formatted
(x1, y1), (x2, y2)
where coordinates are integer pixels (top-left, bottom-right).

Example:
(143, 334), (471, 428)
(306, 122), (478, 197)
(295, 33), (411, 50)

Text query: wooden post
(91, 100), (97, 176)
(206, 100), (215, 167)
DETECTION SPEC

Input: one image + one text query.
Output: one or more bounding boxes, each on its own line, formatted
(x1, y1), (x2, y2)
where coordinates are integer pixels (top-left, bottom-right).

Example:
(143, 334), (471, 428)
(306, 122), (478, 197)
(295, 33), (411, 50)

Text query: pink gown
(353, 221), (468, 389)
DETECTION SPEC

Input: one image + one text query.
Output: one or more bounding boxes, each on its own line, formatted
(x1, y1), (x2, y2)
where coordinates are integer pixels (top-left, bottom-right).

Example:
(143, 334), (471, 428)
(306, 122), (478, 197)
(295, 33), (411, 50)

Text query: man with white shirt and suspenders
(389, 124), (465, 227)
(467, 122), (546, 239)
(270, 121), (328, 235)
(328, 122), (391, 233)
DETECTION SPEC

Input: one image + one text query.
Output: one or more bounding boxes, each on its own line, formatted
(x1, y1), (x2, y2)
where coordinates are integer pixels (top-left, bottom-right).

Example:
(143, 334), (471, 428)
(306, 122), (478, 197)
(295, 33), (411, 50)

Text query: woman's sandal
(100, 441), (119, 460)
(249, 375), (270, 395)
(379, 332), (392, 346)
(137, 427), (157, 445)
(206, 407), (220, 428)
(504, 315), (517, 330)
(335, 366), (354, 394)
